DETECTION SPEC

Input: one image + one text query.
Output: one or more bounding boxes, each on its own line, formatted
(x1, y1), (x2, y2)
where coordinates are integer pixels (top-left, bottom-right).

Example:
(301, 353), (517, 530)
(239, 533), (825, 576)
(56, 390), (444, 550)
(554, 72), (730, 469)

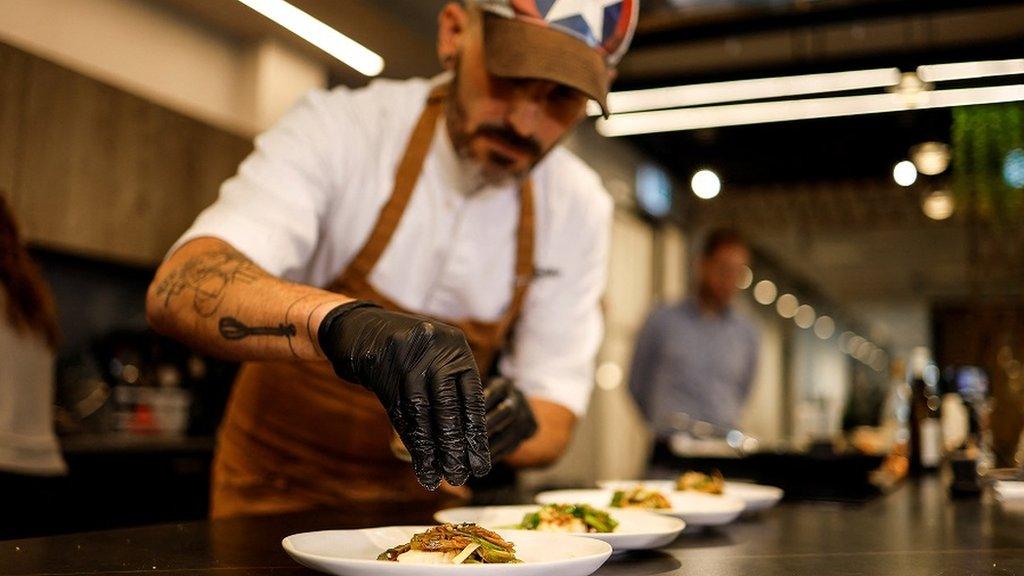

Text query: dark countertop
(4, 477), (1024, 576)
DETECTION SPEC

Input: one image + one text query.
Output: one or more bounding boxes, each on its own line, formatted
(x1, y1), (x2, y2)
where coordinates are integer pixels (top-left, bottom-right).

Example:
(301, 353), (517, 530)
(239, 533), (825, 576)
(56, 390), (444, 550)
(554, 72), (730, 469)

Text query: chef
(146, 0), (637, 520)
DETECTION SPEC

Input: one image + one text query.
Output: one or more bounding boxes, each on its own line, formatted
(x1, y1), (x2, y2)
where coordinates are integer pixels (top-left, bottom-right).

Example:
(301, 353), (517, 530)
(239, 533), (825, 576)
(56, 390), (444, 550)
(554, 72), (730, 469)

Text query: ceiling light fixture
(814, 316), (836, 340)
(776, 294), (799, 319)
(893, 160), (918, 187)
(235, 0), (384, 76)
(593, 58), (1024, 118)
(922, 190), (955, 220)
(917, 58), (1024, 83)
(795, 305), (816, 329)
(911, 142), (951, 176)
(691, 169), (721, 199)
(846, 335), (865, 355)
(596, 84), (1024, 136)
(737, 266), (753, 290)
(753, 280), (778, 305)
(588, 68), (901, 116)
(1003, 148), (1024, 189)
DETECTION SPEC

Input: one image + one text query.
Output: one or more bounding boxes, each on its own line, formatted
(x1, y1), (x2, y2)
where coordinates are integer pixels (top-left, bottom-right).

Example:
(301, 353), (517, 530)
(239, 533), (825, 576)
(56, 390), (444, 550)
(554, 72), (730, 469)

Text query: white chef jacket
(173, 75), (612, 416)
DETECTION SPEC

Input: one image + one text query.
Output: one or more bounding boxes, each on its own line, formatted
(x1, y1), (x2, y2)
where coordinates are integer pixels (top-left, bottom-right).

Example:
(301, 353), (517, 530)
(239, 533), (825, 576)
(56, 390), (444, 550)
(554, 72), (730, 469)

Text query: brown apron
(210, 84), (535, 522)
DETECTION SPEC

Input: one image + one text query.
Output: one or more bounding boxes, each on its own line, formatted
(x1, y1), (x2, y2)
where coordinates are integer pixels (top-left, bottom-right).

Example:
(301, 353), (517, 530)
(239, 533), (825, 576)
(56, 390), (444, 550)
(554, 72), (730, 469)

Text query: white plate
(723, 481), (784, 513)
(994, 480), (1024, 500)
(597, 480), (675, 493)
(535, 489), (744, 527)
(282, 526), (612, 576)
(434, 505), (685, 552)
(994, 480), (1024, 512)
(597, 479), (783, 514)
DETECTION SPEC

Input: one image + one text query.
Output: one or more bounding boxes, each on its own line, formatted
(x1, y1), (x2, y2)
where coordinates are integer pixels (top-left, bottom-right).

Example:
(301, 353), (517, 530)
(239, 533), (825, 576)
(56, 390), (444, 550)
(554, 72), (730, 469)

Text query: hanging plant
(951, 104), (1024, 224)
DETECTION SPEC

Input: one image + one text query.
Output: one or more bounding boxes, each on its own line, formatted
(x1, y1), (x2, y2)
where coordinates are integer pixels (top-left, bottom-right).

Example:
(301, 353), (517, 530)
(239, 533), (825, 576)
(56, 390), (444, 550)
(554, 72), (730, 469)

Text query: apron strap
(335, 84), (449, 286)
(495, 179), (535, 343)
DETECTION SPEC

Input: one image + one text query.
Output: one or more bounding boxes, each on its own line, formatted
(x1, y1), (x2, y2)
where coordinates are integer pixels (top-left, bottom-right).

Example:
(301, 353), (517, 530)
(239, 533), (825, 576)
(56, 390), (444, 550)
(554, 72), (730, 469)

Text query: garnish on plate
(377, 523), (521, 564)
(675, 470), (725, 495)
(610, 487), (671, 510)
(518, 504), (618, 533)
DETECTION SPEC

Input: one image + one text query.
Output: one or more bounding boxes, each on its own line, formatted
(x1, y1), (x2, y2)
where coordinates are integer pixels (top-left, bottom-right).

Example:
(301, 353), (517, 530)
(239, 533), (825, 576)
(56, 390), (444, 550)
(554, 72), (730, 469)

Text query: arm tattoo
(155, 249), (261, 317)
(215, 296), (317, 359)
(218, 316), (298, 356)
(218, 317), (297, 340)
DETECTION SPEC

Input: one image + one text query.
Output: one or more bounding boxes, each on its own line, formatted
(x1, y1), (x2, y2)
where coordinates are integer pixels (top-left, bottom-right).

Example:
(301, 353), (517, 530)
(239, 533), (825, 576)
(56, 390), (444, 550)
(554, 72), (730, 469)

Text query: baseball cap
(471, 0), (639, 117)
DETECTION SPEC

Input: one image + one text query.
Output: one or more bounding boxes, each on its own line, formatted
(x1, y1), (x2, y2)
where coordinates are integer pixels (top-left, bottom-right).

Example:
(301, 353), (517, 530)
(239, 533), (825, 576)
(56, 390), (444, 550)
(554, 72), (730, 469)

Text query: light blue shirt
(629, 299), (760, 436)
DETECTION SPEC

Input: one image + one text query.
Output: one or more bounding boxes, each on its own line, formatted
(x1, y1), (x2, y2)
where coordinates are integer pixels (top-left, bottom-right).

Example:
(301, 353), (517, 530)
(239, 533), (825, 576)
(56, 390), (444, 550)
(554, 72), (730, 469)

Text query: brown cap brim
(482, 13), (610, 118)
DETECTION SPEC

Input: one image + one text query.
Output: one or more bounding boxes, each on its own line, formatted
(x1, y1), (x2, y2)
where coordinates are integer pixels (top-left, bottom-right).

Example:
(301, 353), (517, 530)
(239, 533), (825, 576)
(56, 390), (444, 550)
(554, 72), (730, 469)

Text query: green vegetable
(610, 491), (625, 508)
(518, 512), (541, 530)
(519, 504), (618, 533)
(377, 523), (520, 563)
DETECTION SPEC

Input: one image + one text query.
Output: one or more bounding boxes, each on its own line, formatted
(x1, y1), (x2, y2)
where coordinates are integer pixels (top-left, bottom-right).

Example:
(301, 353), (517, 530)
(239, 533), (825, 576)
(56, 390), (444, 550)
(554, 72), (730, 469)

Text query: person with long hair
(0, 191), (66, 485)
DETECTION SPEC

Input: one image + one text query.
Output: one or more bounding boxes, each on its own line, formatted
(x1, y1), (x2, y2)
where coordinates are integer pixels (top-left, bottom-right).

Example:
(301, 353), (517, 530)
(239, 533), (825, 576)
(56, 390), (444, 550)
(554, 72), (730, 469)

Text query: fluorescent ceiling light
(593, 58), (1024, 117)
(596, 84), (1024, 136)
(588, 68), (901, 116)
(236, 0), (384, 77)
(917, 58), (1024, 83)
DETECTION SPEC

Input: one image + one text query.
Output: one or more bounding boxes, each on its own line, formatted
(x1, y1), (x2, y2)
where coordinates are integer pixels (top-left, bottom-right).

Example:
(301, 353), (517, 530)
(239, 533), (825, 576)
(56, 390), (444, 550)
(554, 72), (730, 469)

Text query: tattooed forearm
(218, 317), (297, 340)
(214, 295), (321, 359)
(218, 316), (299, 358)
(147, 238), (353, 363)
(155, 249), (262, 317)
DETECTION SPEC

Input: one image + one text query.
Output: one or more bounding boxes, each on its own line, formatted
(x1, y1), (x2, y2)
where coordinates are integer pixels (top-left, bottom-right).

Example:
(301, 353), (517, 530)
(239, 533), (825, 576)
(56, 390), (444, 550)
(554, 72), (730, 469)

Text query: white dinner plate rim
(533, 489), (745, 523)
(282, 526), (613, 569)
(597, 480), (783, 503)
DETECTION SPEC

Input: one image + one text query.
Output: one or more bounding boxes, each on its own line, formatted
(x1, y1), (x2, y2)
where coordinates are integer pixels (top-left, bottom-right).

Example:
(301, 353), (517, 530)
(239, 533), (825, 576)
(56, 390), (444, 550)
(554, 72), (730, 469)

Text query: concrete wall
(738, 298), (786, 444)
(791, 326), (851, 441)
(850, 301), (932, 363)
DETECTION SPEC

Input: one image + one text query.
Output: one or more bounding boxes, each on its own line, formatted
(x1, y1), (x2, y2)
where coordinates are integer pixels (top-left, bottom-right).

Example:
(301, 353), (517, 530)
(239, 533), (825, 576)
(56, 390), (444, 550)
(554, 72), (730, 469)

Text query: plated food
(536, 489), (744, 527)
(282, 525), (613, 576)
(435, 505), (685, 553)
(597, 477), (784, 514)
(675, 471), (725, 495)
(377, 524), (520, 564)
(609, 487), (671, 510)
(517, 504), (617, 533)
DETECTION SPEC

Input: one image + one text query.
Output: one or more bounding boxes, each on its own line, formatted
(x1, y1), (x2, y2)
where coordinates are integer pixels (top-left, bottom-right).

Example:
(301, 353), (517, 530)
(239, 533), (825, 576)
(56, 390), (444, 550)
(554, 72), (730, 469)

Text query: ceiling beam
(619, 3), (1024, 84)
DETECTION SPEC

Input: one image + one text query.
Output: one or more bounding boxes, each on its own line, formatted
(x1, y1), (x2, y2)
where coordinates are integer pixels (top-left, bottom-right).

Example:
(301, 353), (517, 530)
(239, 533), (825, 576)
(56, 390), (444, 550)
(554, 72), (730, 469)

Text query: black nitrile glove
(318, 301), (490, 490)
(482, 376), (538, 462)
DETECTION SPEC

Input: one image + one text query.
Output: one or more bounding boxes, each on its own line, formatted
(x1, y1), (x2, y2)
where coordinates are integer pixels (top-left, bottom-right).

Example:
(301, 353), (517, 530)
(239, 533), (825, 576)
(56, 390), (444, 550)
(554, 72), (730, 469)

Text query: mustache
(472, 125), (542, 158)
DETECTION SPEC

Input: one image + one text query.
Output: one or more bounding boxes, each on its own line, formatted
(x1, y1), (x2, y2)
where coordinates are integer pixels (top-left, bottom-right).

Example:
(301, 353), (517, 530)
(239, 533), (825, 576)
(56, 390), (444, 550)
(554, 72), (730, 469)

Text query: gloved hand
(482, 376), (538, 462)
(318, 301), (491, 490)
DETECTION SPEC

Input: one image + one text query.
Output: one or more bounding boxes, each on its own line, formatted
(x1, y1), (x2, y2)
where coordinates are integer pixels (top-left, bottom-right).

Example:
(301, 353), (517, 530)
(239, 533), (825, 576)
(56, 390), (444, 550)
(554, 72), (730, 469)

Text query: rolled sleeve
(170, 90), (343, 282)
(499, 189), (612, 417)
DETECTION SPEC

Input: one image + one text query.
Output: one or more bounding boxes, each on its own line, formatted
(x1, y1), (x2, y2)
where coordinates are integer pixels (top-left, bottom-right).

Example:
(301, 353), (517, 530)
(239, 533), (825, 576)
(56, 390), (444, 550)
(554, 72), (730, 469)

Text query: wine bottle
(908, 348), (942, 475)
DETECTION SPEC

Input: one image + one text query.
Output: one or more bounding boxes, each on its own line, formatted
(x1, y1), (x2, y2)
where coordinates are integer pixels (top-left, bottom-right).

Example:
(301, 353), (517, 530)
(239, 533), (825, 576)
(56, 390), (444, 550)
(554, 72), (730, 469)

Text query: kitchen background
(2, 0), (1022, 536)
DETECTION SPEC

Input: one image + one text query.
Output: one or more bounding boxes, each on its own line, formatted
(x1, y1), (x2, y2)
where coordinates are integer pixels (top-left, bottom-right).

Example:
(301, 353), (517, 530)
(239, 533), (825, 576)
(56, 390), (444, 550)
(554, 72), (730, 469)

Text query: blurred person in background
(629, 228), (760, 442)
(0, 192), (67, 538)
(147, 0), (638, 520)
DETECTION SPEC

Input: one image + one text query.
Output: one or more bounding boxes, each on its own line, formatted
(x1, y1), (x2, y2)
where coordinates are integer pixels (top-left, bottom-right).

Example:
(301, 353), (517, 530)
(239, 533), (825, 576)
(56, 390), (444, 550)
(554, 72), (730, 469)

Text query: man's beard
(445, 59), (546, 187)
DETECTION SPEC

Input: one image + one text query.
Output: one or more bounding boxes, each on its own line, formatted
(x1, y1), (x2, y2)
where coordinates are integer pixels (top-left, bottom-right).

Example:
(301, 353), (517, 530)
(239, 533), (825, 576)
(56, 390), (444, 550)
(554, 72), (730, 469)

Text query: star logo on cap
(543, 0), (624, 45)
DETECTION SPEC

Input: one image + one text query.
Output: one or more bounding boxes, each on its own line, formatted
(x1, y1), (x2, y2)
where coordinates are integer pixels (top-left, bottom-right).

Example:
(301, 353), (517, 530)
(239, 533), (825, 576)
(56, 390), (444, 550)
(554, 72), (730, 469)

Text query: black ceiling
(631, 107), (952, 187)
(615, 0), (1024, 190)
